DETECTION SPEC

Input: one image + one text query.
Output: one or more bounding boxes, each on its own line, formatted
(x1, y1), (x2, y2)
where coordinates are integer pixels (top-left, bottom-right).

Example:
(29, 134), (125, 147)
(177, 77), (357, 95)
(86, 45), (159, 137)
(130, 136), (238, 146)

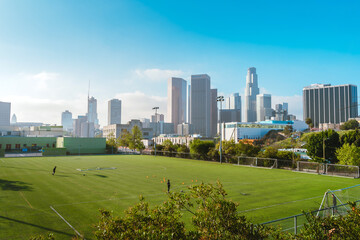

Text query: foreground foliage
(94, 182), (280, 239)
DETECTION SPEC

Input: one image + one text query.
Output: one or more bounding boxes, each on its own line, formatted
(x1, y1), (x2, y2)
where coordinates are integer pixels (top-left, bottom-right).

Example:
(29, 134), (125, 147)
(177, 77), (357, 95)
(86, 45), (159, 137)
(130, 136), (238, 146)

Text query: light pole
(217, 96), (224, 164)
(152, 107), (159, 156)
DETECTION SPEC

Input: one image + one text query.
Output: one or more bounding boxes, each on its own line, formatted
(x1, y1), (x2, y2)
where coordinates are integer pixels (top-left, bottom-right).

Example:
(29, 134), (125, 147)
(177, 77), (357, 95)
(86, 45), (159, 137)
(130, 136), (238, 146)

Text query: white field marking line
(19, 191), (33, 209)
(293, 170), (356, 179)
(50, 206), (84, 239)
(238, 195), (323, 213)
(0, 159), (4, 163)
(221, 177), (303, 186)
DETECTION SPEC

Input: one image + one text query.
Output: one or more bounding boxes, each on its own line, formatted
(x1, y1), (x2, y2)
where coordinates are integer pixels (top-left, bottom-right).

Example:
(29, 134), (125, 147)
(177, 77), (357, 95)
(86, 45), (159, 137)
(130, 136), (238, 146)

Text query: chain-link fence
(261, 200), (360, 234)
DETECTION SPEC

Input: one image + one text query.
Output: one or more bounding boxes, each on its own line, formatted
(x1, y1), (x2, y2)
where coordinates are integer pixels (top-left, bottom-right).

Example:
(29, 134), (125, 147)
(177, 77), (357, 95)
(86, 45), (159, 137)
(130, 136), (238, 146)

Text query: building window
(6, 144), (11, 150)
(15, 144), (20, 149)
(0, 144), (2, 149)
(46, 144), (50, 147)
(53, 144), (55, 148)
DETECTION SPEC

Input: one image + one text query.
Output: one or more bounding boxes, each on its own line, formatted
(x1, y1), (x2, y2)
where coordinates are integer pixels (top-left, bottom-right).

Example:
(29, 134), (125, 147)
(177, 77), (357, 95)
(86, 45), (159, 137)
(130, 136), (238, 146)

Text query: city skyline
(1, 1), (360, 125)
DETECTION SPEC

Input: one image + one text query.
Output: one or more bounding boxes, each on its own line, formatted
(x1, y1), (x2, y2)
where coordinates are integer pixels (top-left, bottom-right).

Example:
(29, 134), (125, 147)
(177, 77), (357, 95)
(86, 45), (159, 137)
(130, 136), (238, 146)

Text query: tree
(340, 119), (359, 130)
(189, 139), (215, 160)
(305, 117), (313, 129)
(283, 125), (293, 137)
(129, 125), (145, 151)
(176, 144), (189, 153)
(306, 130), (340, 163)
(258, 146), (278, 159)
(336, 143), (360, 166)
(340, 129), (360, 147)
(118, 126), (145, 151)
(106, 132), (117, 154)
(236, 142), (260, 157)
(162, 139), (176, 152)
(298, 202), (360, 239)
(118, 130), (131, 148)
(94, 182), (278, 239)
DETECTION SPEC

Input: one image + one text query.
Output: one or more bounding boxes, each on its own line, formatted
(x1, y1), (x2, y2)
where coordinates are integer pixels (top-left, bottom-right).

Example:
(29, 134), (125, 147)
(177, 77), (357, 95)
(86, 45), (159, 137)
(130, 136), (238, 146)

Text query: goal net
(317, 184), (360, 217)
(237, 157), (277, 169)
(325, 163), (359, 178)
(297, 161), (325, 174)
(297, 161), (359, 178)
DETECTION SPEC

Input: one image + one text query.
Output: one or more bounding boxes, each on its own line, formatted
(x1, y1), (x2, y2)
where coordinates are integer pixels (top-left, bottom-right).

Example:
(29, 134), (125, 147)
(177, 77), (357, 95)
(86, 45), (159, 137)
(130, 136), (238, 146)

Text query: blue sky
(0, 0), (359, 125)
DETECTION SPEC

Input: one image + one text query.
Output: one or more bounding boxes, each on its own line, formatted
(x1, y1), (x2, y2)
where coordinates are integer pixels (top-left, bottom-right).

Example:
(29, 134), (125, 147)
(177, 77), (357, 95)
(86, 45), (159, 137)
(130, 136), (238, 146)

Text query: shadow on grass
(0, 179), (33, 191)
(0, 215), (75, 237)
(93, 174), (108, 178)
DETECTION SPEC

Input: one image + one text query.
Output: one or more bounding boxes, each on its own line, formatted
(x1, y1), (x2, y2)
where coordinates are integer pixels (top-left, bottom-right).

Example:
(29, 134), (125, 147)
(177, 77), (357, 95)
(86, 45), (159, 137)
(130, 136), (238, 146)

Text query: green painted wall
(0, 137), (57, 150)
(0, 149), (4, 157)
(0, 137), (105, 155)
(57, 137), (106, 154)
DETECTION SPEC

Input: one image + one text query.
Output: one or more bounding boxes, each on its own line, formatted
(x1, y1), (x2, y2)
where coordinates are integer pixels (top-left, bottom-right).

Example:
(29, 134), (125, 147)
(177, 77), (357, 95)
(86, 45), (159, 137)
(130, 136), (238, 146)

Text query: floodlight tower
(217, 96), (224, 164)
(152, 107), (159, 156)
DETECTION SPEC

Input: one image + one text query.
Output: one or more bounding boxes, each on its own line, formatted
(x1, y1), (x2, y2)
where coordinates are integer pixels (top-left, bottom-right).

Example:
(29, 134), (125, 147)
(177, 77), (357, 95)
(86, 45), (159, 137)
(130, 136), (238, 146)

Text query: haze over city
(1, 0), (360, 126)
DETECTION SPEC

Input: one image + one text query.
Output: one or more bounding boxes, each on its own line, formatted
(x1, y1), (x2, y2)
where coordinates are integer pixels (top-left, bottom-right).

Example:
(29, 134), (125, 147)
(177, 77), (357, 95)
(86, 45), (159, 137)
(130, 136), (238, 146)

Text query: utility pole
(152, 107), (159, 156)
(217, 96), (224, 164)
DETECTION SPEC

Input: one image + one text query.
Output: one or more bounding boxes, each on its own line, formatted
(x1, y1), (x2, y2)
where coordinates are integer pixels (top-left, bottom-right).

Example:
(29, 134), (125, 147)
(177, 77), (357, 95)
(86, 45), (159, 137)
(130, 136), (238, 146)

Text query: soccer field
(0, 155), (358, 239)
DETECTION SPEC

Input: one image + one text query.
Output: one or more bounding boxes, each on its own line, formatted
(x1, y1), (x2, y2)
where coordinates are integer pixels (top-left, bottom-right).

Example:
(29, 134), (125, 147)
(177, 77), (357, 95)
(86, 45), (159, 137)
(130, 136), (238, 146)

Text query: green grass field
(1, 155), (358, 239)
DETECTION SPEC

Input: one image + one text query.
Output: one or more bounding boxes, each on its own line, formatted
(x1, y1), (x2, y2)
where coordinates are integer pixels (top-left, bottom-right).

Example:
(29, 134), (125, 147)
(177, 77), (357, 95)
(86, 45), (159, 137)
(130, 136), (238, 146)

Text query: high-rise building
(11, 114), (17, 124)
(73, 115), (87, 137)
(226, 93), (241, 110)
(244, 67), (259, 122)
(190, 74), (211, 137)
(256, 94), (272, 122)
(87, 96), (99, 129)
(220, 109), (242, 123)
(303, 84), (358, 127)
(275, 104), (283, 112)
(282, 102), (288, 112)
(167, 77), (187, 133)
(61, 110), (73, 132)
(210, 89), (218, 137)
(151, 113), (164, 123)
(108, 99), (122, 125)
(0, 101), (11, 126)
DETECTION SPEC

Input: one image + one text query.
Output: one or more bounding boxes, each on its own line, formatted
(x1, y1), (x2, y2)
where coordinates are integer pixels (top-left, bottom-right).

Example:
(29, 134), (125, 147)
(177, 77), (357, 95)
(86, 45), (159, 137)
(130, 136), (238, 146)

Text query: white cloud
(134, 68), (184, 82)
(8, 94), (87, 125)
(17, 71), (60, 90)
(113, 91), (167, 123)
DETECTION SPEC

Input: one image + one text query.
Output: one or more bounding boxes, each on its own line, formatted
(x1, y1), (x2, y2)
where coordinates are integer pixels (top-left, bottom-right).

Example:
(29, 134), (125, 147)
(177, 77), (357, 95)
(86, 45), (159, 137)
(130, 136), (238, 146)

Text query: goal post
(297, 161), (359, 178)
(317, 184), (360, 217)
(237, 156), (278, 169)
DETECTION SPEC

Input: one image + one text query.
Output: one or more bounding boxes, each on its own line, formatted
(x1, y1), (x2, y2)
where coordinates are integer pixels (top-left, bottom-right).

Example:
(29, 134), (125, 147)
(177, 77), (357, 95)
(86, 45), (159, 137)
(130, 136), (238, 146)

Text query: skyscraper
(0, 101), (11, 126)
(226, 93), (241, 110)
(210, 89), (218, 137)
(244, 67), (259, 122)
(87, 96), (99, 129)
(108, 99), (122, 125)
(61, 110), (73, 131)
(256, 94), (272, 122)
(167, 77), (187, 132)
(303, 84), (358, 127)
(190, 74), (211, 137)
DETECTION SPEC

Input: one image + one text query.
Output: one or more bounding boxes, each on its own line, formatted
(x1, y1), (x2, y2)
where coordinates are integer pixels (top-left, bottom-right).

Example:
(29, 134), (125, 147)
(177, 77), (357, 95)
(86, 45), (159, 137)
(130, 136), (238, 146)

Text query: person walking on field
(167, 179), (171, 193)
(52, 166), (57, 175)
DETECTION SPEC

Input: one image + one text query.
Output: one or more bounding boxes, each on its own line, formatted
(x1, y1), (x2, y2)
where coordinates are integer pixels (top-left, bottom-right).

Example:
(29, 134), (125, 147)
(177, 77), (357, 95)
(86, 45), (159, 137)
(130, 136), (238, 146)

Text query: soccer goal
(325, 163), (360, 178)
(297, 161), (325, 174)
(317, 184), (360, 217)
(237, 156), (278, 169)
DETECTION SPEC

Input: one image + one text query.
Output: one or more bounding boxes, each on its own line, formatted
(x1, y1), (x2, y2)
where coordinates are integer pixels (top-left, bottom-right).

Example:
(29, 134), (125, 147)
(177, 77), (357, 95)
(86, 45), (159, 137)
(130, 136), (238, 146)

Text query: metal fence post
(294, 216), (297, 234)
